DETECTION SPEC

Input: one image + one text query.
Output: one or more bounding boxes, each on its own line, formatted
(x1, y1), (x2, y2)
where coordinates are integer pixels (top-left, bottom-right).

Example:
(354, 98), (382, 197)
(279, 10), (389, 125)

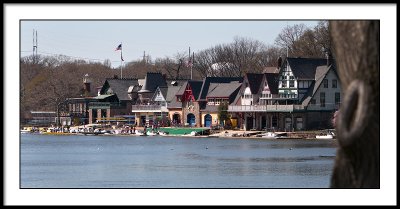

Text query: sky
(6, 4), (398, 206)
(20, 20), (319, 68)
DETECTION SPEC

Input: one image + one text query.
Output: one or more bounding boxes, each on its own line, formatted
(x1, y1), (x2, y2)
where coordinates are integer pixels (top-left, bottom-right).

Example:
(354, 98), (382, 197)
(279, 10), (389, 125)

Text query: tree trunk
(329, 20), (380, 188)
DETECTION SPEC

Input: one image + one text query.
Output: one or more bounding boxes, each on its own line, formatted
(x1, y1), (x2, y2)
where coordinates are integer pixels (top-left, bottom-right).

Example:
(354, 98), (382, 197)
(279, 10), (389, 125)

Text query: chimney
(83, 74), (91, 94)
(325, 49), (333, 66)
(277, 57), (282, 69)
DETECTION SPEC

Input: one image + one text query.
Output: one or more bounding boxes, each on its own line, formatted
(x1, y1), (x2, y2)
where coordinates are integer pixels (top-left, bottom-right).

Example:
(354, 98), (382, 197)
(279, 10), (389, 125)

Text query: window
(320, 92), (325, 107)
(289, 80), (294, 87)
(290, 76), (294, 80)
(299, 81), (303, 88)
(335, 92), (341, 105)
(282, 81), (287, 88)
(323, 79), (328, 88)
(332, 79), (338, 88)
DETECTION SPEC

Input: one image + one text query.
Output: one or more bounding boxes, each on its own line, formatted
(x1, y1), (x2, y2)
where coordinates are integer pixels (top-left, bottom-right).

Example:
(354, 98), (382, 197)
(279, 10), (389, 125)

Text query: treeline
(20, 21), (330, 117)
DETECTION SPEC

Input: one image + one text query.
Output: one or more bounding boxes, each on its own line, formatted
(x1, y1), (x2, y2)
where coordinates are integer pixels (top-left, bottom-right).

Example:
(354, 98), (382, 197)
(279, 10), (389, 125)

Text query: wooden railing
(89, 102), (121, 109)
(228, 105), (304, 112)
(131, 105), (168, 112)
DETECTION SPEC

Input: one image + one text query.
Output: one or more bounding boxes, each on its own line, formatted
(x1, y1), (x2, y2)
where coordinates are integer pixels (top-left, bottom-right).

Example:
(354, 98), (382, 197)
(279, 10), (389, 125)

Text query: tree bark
(329, 20), (380, 188)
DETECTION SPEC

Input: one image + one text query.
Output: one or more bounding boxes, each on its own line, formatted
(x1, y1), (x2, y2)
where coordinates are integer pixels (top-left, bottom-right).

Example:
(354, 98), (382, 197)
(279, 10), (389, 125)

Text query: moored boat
(315, 129), (336, 139)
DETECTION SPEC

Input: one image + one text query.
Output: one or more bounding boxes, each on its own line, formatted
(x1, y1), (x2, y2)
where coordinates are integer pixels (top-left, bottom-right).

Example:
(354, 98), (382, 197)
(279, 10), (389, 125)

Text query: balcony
(228, 105), (305, 112)
(89, 102), (121, 109)
(131, 105), (168, 113)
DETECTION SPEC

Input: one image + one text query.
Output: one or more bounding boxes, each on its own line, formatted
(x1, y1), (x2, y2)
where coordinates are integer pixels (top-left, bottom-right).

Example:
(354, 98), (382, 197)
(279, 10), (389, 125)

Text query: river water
(20, 134), (337, 188)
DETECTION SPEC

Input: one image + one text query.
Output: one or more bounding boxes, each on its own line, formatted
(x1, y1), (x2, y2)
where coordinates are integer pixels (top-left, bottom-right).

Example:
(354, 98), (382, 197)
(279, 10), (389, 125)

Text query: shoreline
(33, 130), (336, 140)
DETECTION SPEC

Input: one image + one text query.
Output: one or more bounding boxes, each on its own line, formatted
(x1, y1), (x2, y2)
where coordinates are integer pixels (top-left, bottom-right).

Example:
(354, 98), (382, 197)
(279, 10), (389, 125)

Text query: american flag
(115, 44), (122, 51)
(186, 54), (194, 67)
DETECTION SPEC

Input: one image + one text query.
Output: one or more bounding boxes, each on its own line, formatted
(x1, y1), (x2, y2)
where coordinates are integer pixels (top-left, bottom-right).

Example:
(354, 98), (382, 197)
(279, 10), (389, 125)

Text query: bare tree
(258, 45), (284, 67)
(275, 21), (331, 58)
(275, 23), (307, 57)
(194, 36), (267, 77)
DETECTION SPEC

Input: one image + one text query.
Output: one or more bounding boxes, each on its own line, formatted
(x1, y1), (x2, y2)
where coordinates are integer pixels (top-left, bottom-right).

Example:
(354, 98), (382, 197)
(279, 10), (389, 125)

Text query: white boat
(158, 131), (169, 136)
(316, 134), (334, 139)
(261, 132), (279, 139)
(189, 131), (199, 136)
(146, 131), (158, 136)
(259, 132), (287, 139)
(134, 130), (147, 136)
(316, 130), (335, 139)
(20, 129), (31, 134)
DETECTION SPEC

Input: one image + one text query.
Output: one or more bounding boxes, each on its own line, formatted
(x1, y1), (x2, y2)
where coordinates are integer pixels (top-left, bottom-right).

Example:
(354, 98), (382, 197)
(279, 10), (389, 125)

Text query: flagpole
(120, 42), (123, 79)
(189, 47), (192, 80)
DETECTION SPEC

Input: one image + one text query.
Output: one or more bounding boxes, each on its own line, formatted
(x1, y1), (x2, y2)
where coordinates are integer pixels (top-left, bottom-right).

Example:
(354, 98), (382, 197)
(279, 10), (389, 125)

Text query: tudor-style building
(230, 72), (280, 131)
(229, 57), (342, 131)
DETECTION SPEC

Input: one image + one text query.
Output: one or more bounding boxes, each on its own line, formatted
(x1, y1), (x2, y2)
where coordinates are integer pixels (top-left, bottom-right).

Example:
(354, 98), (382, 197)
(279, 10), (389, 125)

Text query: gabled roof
(232, 88), (242, 105)
(264, 73), (280, 94)
(175, 80), (203, 100)
(100, 78), (138, 101)
(152, 85), (182, 102)
(206, 82), (242, 98)
(159, 87), (169, 100)
(244, 73), (264, 95)
(198, 77), (243, 101)
(301, 64), (333, 105)
(165, 86), (182, 102)
(151, 86), (168, 102)
(138, 72), (167, 93)
(286, 57), (332, 80)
